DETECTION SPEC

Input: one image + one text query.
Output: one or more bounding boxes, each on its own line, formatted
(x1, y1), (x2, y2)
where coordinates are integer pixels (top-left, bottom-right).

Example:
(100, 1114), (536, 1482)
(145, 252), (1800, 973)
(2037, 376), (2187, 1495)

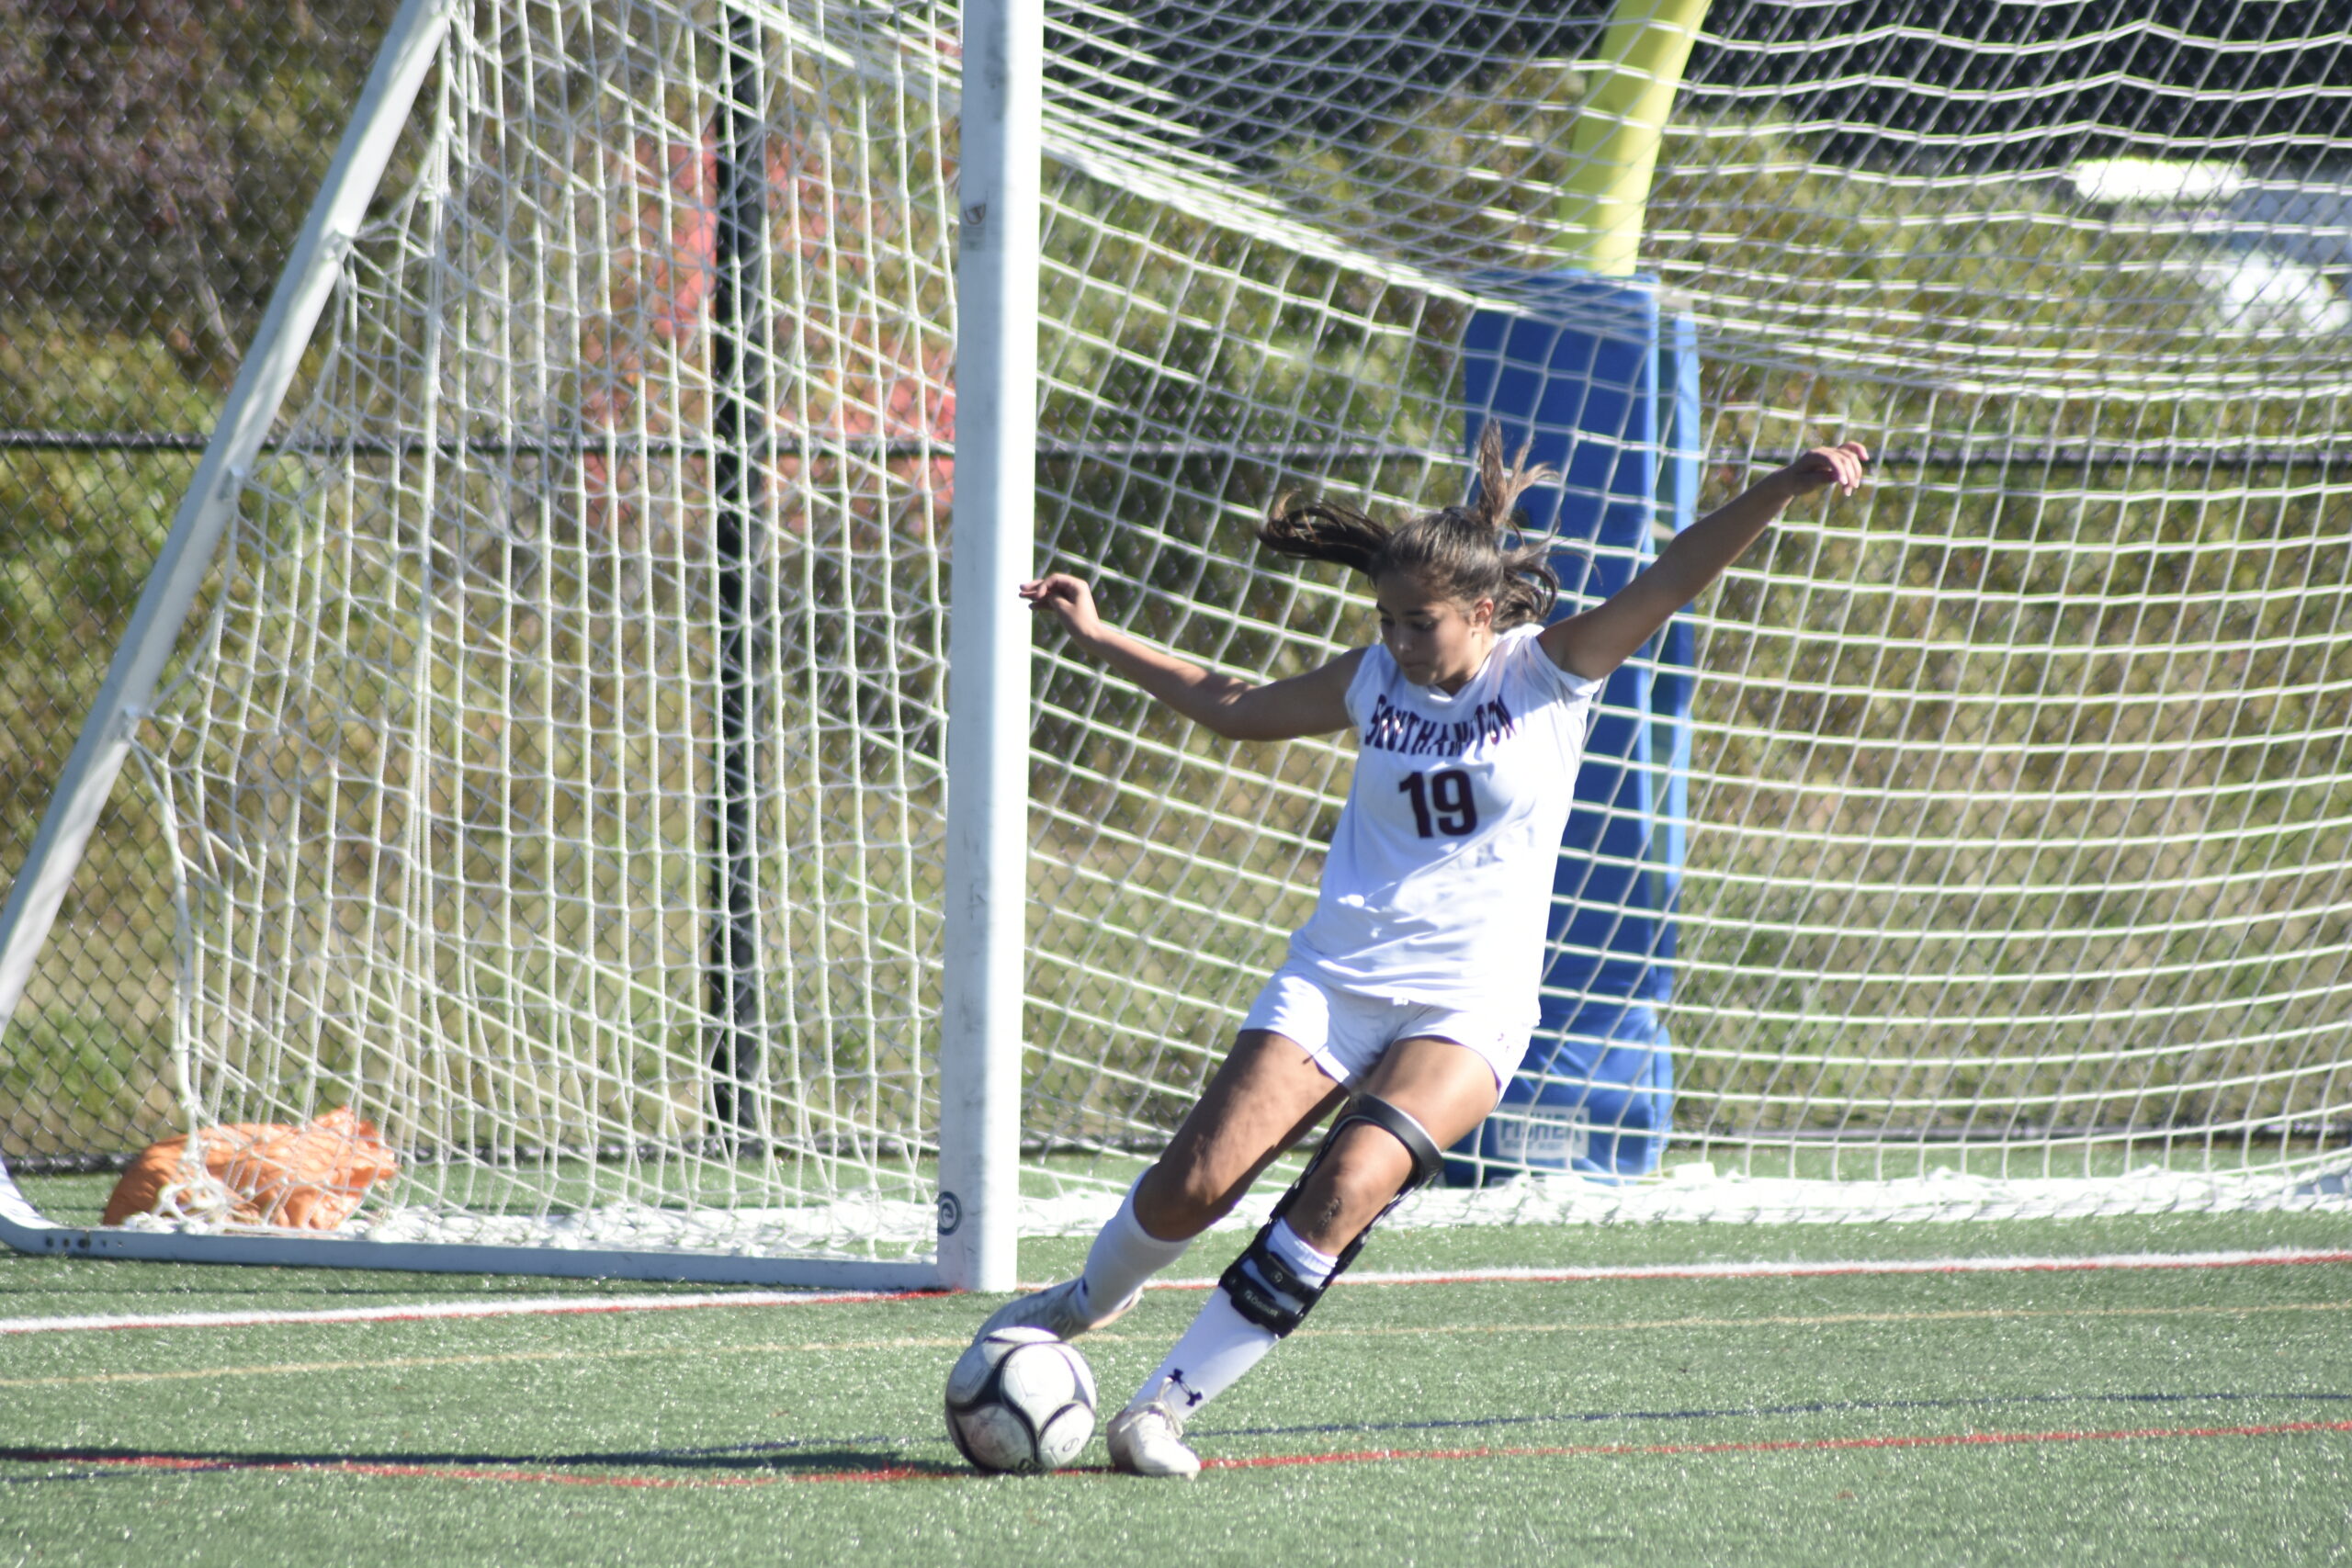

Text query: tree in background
(0, 0), (388, 405)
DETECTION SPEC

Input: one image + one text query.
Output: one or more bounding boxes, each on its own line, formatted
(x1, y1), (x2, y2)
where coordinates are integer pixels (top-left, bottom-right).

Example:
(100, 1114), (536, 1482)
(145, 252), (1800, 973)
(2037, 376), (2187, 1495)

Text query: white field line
(1311, 1247), (2352, 1290)
(0, 1288), (918, 1337)
(3, 1247), (2346, 1337)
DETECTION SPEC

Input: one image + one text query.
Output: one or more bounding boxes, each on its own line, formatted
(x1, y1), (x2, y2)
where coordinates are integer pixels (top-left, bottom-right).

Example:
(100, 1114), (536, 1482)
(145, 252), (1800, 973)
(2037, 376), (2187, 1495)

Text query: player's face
(1374, 574), (1496, 693)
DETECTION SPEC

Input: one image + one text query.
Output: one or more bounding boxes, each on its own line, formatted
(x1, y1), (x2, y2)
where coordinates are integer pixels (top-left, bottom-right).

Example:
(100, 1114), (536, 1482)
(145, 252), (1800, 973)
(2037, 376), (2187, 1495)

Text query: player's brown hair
(1257, 424), (1560, 628)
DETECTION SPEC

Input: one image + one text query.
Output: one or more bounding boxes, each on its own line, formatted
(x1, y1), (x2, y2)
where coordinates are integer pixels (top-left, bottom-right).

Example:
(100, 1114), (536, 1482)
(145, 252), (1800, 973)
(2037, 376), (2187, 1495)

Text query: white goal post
(4, 0), (2350, 1286)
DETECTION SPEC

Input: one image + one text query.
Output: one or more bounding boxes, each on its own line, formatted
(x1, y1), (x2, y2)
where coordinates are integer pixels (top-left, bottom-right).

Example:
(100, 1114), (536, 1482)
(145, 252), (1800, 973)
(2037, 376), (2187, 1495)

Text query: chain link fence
(9, 1), (2352, 1189)
(1, 0), (395, 1165)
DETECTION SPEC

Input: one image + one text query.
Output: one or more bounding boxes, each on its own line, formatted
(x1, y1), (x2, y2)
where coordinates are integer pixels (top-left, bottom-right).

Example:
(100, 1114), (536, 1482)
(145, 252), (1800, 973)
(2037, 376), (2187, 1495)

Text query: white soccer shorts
(1238, 964), (1531, 1091)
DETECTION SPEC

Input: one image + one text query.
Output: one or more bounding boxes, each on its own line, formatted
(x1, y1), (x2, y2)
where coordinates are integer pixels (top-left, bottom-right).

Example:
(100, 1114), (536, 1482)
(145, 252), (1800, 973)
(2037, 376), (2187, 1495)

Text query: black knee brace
(1217, 1092), (1443, 1338)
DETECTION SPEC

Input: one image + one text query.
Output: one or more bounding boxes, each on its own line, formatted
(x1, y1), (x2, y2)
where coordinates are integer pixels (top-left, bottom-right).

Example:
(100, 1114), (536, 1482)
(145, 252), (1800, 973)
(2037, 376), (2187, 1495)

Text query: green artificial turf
(3, 1213), (2350, 1565)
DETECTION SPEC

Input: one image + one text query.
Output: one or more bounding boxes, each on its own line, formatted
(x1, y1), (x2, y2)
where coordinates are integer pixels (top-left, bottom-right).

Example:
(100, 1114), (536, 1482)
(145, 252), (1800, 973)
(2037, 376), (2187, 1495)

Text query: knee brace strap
(1327, 1092), (1443, 1195)
(1218, 1094), (1446, 1338)
(1217, 1224), (1322, 1338)
(1314, 1093), (1442, 1279)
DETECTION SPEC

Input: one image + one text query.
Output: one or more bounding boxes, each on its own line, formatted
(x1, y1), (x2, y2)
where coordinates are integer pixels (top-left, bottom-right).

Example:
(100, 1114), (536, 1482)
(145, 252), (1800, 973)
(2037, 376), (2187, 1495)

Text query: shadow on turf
(0, 1438), (964, 1482)
(0, 1466), (149, 1484)
(15, 1393), (2352, 1486)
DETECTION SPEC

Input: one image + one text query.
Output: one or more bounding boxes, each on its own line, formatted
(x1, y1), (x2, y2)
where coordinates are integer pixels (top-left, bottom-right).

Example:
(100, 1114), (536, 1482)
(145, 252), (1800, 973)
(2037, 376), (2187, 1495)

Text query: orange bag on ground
(102, 1108), (401, 1230)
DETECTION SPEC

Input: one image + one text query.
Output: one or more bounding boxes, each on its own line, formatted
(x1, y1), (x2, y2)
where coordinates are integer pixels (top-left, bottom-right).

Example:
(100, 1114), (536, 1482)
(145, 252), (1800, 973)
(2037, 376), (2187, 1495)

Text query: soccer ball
(944, 1326), (1098, 1472)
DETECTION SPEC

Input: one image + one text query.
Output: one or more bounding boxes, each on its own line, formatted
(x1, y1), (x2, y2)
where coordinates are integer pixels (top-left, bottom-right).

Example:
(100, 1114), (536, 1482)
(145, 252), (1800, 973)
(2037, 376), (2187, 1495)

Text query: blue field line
(1188, 1389), (2352, 1443)
(662, 1389), (2352, 1458)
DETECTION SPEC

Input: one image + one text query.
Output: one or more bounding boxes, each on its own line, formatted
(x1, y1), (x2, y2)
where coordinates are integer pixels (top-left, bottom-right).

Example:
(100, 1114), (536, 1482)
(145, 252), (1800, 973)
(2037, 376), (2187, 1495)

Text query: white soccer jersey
(1285, 624), (1602, 1021)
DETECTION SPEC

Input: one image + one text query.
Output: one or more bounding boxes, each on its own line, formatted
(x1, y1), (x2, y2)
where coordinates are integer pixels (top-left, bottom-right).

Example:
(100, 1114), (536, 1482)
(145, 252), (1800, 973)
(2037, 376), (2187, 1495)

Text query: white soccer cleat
(974, 1276), (1139, 1342)
(1104, 1396), (1201, 1479)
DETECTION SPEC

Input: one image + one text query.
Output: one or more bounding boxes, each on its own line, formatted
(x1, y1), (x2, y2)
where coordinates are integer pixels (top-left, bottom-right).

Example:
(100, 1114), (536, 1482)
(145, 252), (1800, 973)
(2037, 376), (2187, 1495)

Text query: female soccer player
(986, 428), (1868, 1476)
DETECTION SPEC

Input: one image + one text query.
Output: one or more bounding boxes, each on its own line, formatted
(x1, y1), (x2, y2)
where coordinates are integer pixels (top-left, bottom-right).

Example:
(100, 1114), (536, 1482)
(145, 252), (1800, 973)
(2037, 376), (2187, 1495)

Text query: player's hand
(1018, 572), (1106, 644)
(1779, 440), (1870, 500)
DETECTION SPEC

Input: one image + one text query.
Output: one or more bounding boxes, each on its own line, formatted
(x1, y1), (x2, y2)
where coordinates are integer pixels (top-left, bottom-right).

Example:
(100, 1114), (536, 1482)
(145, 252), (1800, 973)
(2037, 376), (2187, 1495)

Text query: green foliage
(0, 0), (390, 400)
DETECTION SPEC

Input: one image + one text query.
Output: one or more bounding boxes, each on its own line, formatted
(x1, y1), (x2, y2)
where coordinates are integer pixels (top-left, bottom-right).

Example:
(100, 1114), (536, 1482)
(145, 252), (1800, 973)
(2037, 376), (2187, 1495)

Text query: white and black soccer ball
(943, 1325), (1098, 1473)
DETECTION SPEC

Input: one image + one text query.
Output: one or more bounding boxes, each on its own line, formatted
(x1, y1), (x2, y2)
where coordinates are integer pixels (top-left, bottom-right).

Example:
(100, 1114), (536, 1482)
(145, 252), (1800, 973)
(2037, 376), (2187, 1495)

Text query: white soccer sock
(1075, 1179), (1193, 1319)
(1131, 1218), (1337, 1420)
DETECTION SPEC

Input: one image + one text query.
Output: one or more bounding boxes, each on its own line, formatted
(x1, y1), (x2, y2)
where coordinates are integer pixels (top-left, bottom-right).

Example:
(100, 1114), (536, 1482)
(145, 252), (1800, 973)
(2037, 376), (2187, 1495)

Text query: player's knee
(1295, 1124), (1416, 1235)
(1131, 1158), (1239, 1241)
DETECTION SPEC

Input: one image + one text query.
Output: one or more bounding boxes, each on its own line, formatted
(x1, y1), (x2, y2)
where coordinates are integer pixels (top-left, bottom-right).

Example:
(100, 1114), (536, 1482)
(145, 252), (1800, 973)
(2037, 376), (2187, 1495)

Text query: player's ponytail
(1256, 495), (1392, 579)
(1256, 424), (1560, 628)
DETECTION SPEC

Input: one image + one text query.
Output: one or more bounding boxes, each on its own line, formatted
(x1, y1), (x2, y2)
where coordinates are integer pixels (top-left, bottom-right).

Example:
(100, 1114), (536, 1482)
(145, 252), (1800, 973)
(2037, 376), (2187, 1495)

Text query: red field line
(17, 1419), (2352, 1490)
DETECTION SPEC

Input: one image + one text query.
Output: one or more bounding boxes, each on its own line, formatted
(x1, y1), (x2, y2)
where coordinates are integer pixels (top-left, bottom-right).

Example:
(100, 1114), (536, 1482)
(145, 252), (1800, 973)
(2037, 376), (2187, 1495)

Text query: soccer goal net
(2, 0), (2348, 1280)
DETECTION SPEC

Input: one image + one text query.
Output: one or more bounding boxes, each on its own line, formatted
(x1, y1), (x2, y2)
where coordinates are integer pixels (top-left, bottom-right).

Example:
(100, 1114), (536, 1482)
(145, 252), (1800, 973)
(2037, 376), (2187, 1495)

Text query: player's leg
(1109, 1033), (1501, 1475)
(973, 1028), (1343, 1340)
(1135, 1029), (1351, 1238)
(1274, 1032), (1501, 1254)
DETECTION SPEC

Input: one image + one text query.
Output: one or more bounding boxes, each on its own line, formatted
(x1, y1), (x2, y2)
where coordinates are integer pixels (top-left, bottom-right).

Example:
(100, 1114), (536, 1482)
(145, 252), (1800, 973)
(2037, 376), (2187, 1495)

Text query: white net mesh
(128, 4), (962, 1257)
(32, 0), (2352, 1257)
(1017, 4), (2352, 1220)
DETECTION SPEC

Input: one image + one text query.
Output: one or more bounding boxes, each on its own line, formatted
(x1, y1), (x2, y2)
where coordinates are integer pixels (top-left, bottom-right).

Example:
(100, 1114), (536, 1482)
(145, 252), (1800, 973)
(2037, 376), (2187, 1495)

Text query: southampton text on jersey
(1361, 693), (1518, 757)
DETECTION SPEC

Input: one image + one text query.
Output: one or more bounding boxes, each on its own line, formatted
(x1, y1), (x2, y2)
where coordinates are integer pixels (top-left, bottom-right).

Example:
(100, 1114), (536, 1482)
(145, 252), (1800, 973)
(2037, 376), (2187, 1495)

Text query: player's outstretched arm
(1021, 573), (1361, 741)
(1540, 441), (1869, 682)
